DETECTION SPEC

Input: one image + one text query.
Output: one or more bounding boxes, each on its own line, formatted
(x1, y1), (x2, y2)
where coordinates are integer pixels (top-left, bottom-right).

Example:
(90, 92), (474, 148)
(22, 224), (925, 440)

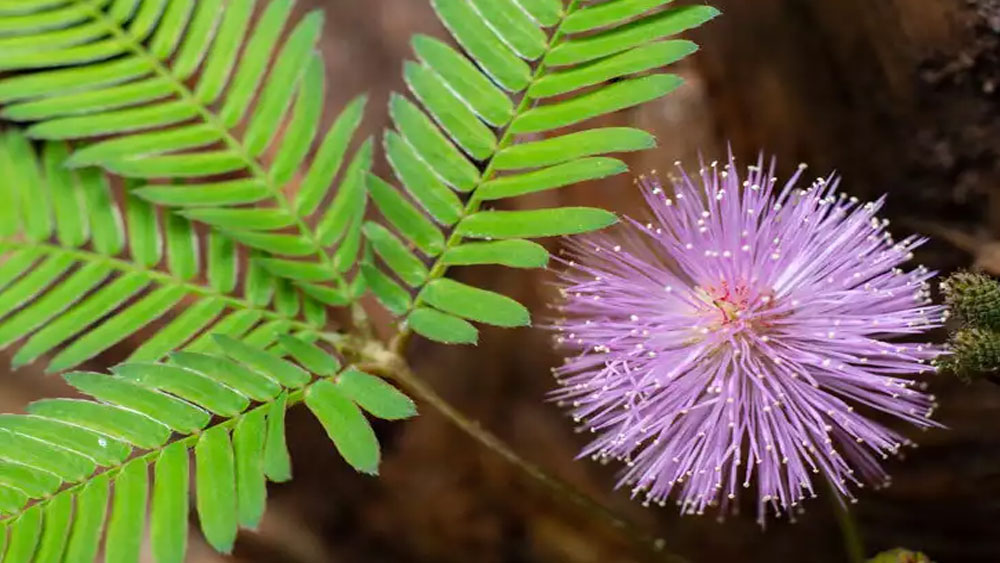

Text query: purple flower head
(551, 153), (946, 523)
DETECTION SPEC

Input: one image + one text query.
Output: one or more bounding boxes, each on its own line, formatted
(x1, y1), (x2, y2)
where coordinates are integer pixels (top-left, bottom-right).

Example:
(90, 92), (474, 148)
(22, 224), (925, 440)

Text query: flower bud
(941, 271), (1000, 330)
(936, 327), (1000, 382)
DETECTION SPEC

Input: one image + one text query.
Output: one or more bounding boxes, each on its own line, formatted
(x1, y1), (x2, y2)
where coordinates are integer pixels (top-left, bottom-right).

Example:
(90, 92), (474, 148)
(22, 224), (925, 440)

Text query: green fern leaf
(368, 0), (719, 343)
(0, 132), (332, 373)
(0, 338), (415, 561)
(0, 0), (372, 309)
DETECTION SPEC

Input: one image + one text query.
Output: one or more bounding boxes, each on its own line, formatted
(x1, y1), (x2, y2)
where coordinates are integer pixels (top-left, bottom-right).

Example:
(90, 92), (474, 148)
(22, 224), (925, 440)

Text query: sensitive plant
(0, 0), (984, 561)
(550, 156), (945, 523)
(0, 0), (724, 561)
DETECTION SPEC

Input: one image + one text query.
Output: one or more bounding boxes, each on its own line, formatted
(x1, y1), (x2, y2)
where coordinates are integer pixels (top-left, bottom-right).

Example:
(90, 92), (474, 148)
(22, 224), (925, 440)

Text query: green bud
(867, 548), (932, 563)
(941, 271), (1000, 330)
(935, 327), (1000, 382)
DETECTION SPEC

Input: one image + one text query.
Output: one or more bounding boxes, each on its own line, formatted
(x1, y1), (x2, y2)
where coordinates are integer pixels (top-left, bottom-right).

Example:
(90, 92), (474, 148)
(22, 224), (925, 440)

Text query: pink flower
(551, 154), (945, 522)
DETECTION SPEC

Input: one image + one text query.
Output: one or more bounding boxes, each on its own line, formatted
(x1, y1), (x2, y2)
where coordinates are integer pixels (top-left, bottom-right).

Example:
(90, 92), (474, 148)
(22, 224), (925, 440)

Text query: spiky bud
(936, 327), (1000, 382)
(867, 548), (932, 563)
(941, 271), (1000, 330)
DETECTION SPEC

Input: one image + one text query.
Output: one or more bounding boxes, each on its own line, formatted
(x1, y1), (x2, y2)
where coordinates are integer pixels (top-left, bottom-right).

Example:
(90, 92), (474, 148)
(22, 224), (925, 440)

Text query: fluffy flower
(551, 154), (945, 522)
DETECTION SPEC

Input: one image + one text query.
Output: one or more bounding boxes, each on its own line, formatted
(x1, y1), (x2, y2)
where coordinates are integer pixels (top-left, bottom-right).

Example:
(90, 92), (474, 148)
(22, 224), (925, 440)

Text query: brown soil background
(4, 1), (1000, 562)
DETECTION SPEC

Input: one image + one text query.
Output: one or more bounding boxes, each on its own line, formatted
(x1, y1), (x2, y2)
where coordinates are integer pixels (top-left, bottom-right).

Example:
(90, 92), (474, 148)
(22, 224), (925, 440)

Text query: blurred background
(4, 0), (1000, 561)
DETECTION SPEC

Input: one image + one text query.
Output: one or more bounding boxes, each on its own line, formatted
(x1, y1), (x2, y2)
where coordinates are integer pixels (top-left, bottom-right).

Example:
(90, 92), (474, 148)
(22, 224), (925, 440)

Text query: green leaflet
(431, 0), (531, 91)
(441, 240), (549, 269)
(305, 380), (380, 475)
(315, 137), (372, 247)
(361, 263), (412, 316)
(170, 351), (282, 402)
(494, 128), (656, 170)
(219, 0), (295, 127)
(545, 5), (720, 65)
(336, 369), (417, 420)
(243, 10), (323, 156)
(529, 40), (698, 98)
(127, 298), (228, 362)
(113, 363), (250, 418)
(421, 279), (530, 328)
(222, 229), (315, 256)
(407, 307), (478, 345)
(132, 180), (271, 207)
(46, 285), (188, 372)
(383, 129), (463, 225)
(233, 409), (267, 529)
(62, 474), (109, 563)
(277, 335), (340, 376)
(479, 158), (628, 200)
(298, 96), (368, 216)
(512, 74), (683, 134)
(214, 335), (310, 388)
(0, 416), (130, 467)
(5, 505), (41, 563)
(33, 493), (72, 563)
(105, 459), (148, 563)
(256, 257), (335, 282)
(458, 208), (619, 239)
(125, 191), (162, 267)
(208, 232), (238, 292)
(389, 93), (480, 191)
(468, 0), (548, 60)
(403, 61), (497, 160)
(180, 207), (296, 231)
(368, 174), (445, 256)
(165, 214), (199, 281)
(151, 443), (189, 563)
(514, 0), (562, 27)
(0, 485), (27, 514)
(411, 34), (513, 125)
(0, 462), (59, 498)
(3, 77), (174, 122)
(65, 371), (211, 434)
(562, 0), (674, 33)
(263, 393), (293, 482)
(42, 141), (87, 248)
(67, 124), (220, 168)
(196, 426), (238, 554)
(272, 53), (325, 186)
(4, 130), (52, 241)
(363, 222), (428, 287)
(0, 429), (94, 483)
(27, 399), (171, 450)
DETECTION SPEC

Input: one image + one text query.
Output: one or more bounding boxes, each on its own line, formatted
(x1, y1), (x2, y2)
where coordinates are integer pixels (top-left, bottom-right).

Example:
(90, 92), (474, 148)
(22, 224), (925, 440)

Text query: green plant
(0, 335), (414, 561)
(371, 0), (717, 345)
(0, 0), (716, 560)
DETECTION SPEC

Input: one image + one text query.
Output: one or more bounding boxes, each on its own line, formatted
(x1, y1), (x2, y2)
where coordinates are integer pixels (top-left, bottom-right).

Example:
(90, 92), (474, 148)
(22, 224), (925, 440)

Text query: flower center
(695, 281), (776, 339)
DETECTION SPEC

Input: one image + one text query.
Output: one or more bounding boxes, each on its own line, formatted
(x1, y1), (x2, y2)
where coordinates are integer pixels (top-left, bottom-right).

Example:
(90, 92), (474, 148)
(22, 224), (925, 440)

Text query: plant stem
(361, 347), (689, 563)
(829, 486), (866, 563)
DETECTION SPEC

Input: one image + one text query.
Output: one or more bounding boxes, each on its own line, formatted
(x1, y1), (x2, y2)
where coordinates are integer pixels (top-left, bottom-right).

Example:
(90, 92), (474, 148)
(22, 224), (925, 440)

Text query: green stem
(829, 485), (866, 563)
(361, 345), (689, 563)
(391, 0), (584, 355)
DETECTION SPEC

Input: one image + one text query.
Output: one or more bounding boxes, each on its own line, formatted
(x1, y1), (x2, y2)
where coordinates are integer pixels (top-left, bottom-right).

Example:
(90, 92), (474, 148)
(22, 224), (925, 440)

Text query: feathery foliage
(369, 0), (719, 343)
(0, 0), (724, 559)
(0, 0), (371, 308)
(0, 130), (335, 373)
(0, 335), (414, 561)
